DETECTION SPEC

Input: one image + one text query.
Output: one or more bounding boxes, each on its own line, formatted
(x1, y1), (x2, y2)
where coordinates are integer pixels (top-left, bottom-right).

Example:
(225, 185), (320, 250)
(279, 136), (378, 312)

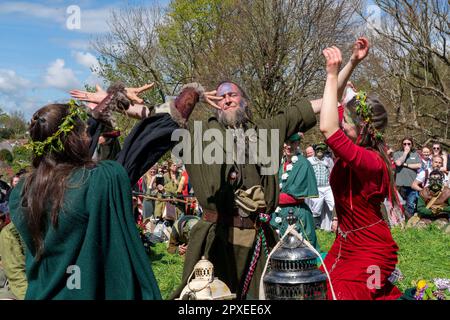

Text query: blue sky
(0, 0), (378, 120)
(0, 0), (166, 119)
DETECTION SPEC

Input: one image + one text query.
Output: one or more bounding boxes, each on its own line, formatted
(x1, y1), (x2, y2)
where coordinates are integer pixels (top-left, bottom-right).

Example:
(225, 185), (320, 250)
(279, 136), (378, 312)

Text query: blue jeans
(399, 186), (417, 218)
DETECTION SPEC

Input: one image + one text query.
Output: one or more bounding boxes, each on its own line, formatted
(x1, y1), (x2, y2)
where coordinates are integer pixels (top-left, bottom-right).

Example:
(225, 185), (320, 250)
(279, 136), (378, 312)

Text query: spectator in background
(411, 155), (448, 192)
(0, 175), (11, 205)
(393, 137), (421, 219)
(142, 166), (157, 220)
(305, 143), (335, 231)
(4, 175), (21, 204)
(305, 145), (315, 158)
(167, 214), (200, 255)
(91, 131), (121, 162)
(0, 217), (27, 299)
(407, 170), (450, 232)
(418, 146), (432, 173)
(432, 142), (448, 174)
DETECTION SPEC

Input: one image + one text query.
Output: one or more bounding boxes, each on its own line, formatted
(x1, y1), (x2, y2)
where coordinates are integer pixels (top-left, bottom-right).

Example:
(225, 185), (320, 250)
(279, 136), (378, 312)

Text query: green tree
(0, 108), (27, 139)
(0, 149), (13, 164)
(95, 0), (361, 124)
(358, 0), (450, 148)
(12, 145), (32, 172)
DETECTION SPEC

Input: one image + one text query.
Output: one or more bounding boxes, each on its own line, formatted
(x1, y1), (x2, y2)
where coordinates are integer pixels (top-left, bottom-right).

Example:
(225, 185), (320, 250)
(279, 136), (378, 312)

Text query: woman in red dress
(318, 40), (402, 300)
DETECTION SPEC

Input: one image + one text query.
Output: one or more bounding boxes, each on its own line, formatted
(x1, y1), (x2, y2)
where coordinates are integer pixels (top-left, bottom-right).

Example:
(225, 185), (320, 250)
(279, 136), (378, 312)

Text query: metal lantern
(263, 210), (327, 300)
(177, 256), (236, 300)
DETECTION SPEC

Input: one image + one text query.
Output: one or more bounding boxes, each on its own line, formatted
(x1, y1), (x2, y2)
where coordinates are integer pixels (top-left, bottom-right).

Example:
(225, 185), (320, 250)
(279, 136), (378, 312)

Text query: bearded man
(71, 37), (370, 299)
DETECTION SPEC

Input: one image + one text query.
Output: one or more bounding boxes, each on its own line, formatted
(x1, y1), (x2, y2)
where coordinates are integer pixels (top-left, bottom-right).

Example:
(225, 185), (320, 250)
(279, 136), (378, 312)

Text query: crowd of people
(0, 36), (448, 301)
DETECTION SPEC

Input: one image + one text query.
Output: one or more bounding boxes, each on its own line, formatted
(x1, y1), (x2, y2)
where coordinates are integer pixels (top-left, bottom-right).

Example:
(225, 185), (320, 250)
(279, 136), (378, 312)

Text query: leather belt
(278, 199), (305, 207)
(202, 208), (256, 229)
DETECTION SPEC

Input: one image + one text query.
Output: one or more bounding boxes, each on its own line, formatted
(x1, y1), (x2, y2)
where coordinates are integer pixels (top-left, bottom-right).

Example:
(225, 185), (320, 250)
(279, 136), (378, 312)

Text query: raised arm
(319, 46), (342, 139)
(70, 83), (155, 120)
(337, 37), (370, 102)
(309, 37), (370, 114)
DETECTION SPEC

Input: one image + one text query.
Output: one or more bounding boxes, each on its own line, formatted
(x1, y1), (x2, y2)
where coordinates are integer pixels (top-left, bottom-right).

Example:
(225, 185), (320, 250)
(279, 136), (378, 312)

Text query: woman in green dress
(9, 103), (161, 300)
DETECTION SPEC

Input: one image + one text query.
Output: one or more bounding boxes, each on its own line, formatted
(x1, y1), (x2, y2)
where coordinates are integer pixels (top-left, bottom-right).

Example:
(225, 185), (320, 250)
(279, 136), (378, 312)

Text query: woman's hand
(320, 46), (341, 138)
(125, 83), (154, 104)
(70, 84), (107, 104)
(323, 46), (342, 77)
(350, 37), (370, 64)
(70, 83), (155, 105)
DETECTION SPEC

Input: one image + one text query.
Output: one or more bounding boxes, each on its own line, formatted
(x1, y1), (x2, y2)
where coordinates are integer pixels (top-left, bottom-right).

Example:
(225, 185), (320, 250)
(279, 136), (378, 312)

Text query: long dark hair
(22, 104), (94, 259)
(346, 96), (400, 209)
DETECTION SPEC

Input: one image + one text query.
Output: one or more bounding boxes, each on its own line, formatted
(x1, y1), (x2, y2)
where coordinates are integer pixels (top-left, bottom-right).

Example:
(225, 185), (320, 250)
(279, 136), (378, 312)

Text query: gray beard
(217, 106), (249, 128)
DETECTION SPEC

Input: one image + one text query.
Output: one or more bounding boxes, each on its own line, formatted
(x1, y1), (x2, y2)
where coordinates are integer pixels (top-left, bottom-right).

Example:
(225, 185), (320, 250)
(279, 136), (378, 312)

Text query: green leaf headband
(354, 91), (383, 142)
(26, 100), (88, 157)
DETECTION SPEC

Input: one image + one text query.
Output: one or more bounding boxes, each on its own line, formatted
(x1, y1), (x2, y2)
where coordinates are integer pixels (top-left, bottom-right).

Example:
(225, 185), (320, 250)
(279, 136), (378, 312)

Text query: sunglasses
(433, 147), (440, 150)
(403, 142), (412, 146)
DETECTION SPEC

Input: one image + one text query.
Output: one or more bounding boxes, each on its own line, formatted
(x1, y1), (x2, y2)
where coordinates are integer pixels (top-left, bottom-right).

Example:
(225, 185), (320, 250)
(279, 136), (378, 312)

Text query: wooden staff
(133, 192), (196, 204)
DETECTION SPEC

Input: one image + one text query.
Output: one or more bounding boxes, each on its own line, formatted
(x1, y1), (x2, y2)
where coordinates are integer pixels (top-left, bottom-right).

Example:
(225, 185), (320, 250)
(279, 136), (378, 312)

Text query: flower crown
(354, 91), (383, 141)
(26, 100), (88, 157)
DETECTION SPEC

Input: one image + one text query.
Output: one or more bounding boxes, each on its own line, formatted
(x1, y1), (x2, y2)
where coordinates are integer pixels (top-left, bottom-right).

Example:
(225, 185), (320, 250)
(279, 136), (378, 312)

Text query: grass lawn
(150, 225), (450, 299)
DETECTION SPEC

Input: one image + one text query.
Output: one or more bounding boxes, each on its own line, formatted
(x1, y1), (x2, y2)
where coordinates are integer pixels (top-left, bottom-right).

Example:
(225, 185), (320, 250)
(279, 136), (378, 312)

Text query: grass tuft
(151, 227), (450, 299)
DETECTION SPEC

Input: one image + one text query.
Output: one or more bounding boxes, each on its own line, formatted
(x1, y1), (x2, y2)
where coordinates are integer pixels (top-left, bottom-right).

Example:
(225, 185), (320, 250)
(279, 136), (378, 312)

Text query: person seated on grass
(0, 217), (27, 300)
(167, 214), (200, 255)
(407, 170), (450, 233)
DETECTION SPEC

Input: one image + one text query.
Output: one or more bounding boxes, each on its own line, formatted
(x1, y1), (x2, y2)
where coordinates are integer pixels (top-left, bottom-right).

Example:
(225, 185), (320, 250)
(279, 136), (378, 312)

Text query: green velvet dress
(9, 160), (161, 300)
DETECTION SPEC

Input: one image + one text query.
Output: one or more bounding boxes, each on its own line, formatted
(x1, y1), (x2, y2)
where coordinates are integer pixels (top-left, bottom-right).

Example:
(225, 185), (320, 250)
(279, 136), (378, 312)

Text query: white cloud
(0, 1), (64, 20)
(0, 69), (31, 93)
(43, 59), (80, 90)
(0, 1), (114, 34)
(67, 39), (92, 50)
(73, 52), (100, 71)
(77, 7), (112, 34)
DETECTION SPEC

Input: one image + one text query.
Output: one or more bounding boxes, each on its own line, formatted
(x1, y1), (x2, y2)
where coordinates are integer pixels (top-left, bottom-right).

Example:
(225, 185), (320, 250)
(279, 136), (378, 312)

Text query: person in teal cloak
(9, 103), (161, 300)
(270, 133), (320, 250)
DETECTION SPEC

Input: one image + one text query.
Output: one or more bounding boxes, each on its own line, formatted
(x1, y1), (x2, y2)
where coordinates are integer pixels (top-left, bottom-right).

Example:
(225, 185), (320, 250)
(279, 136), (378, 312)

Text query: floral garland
(355, 91), (383, 141)
(25, 100), (88, 157)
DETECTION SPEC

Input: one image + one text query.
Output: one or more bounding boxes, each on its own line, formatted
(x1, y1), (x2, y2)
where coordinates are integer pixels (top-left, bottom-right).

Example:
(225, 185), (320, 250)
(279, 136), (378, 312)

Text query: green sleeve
(256, 100), (317, 150)
(0, 223), (27, 299)
(416, 196), (433, 217)
(442, 198), (450, 214)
